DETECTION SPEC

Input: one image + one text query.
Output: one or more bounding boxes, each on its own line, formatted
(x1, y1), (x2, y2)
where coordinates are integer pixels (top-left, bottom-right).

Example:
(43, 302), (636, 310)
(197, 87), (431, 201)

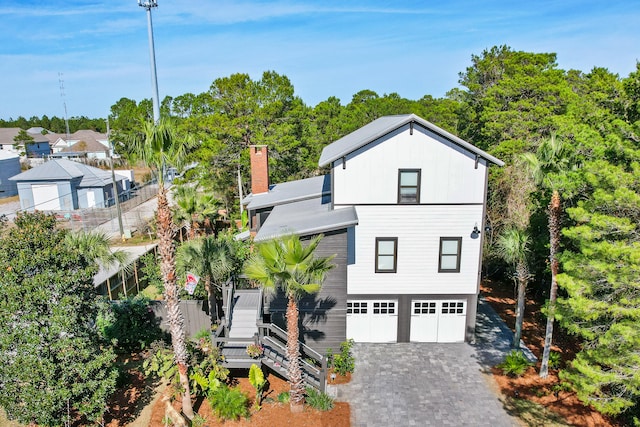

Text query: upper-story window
(398, 169), (421, 204)
(439, 237), (462, 273)
(375, 237), (398, 273)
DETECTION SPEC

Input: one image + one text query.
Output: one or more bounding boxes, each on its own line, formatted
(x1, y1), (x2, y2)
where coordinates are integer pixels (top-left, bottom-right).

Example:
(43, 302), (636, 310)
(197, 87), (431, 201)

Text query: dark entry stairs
(213, 286), (328, 392)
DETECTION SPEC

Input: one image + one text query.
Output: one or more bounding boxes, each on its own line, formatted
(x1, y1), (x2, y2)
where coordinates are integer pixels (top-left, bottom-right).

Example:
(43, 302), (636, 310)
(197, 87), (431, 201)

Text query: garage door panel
(347, 300), (397, 343)
(410, 301), (438, 342)
(410, 299), (466, 343)
(438, 301), (466, 343)
(32, 184), (60, 210)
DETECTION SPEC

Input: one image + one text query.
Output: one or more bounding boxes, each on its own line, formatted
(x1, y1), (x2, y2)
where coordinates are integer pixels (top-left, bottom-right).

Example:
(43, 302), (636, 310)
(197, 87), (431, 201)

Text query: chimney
(249, 145), (269, 195)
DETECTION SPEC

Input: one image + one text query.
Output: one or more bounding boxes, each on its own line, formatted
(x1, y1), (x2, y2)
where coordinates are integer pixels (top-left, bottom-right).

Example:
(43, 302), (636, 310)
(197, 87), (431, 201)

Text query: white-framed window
(373, 301), (396, 314)
(439, 237), (462, 273)
(375, 237), (398, 273)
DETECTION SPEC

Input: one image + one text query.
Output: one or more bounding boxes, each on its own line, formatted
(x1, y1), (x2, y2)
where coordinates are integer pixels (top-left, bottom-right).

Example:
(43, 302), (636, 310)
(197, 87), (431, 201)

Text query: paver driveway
(336, 300), (523, 427)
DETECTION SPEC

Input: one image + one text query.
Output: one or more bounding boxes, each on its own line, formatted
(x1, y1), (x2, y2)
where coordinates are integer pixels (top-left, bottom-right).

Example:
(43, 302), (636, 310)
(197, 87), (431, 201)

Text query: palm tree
(173, 184), (221, 239)
(496, 228), (531, 348)
(176, 234), (235, 323)
(521, 135), (575, 378)
(64, 231), (130, 271)
(243, 234), (335, 413)
(129, 118), (195, 418)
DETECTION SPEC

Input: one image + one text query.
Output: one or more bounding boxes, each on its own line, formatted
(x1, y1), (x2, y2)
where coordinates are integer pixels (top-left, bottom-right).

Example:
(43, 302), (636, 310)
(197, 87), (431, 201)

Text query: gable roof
(318, 114), (504, 167)
(62, 138), (109, 154)
(0, 127), (50, 146)
(9, 159), (124, 187)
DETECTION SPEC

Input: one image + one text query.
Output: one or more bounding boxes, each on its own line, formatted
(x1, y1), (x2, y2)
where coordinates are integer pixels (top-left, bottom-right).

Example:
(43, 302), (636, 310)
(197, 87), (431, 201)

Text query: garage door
(346, 300), (397, 342)
(31, 184), (61, 210)
(410, 300), (466, 343)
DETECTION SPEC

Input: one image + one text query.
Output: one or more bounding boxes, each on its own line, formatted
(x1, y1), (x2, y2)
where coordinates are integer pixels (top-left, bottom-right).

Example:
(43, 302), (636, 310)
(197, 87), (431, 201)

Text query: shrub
(331, 339), (355, 376)
(208, 385), (250, 421)
(97, 295), (165, 353)
(548, 351), (562, 369)
(305, 386), (334, 411)
(498, 350), (534, 376)
(277, 391), (290, 404)
(191, 414), (208, 427)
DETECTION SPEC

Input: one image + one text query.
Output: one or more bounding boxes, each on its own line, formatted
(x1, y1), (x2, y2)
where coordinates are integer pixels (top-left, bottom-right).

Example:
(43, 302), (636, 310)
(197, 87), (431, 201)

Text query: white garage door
(346, 300), (398, 342)
(31, 184), (61, 210)
(410, 300), (467, 343)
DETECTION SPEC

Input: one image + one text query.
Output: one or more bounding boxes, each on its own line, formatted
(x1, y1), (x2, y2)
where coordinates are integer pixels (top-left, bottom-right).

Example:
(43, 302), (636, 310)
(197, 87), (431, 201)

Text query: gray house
(9, 159), (128, 211)
(238, 115), (503, 352)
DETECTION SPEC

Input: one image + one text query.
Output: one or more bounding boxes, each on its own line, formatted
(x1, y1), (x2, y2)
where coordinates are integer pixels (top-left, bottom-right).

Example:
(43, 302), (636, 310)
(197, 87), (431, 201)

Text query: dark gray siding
(264, 230), (348, 354)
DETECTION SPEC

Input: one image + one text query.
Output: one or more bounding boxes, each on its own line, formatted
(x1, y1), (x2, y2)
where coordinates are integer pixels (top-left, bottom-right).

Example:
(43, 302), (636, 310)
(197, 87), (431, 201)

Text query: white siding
(332, 126), (487, 205)
(347, 205), (483, 295)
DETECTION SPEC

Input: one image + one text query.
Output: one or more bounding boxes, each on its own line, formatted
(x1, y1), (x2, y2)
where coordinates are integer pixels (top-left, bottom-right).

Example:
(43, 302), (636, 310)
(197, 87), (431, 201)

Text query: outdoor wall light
(471, 224), (481, 239)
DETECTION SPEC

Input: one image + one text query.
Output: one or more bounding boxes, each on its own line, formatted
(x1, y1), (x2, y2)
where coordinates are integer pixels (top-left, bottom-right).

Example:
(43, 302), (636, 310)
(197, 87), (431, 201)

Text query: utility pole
(107, 118), (125, 240)
(138, 0), (161, 124)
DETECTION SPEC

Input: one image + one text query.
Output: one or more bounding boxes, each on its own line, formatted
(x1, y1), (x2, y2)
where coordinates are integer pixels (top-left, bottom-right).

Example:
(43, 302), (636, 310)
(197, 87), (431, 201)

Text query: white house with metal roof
(241, 114), (503, 349)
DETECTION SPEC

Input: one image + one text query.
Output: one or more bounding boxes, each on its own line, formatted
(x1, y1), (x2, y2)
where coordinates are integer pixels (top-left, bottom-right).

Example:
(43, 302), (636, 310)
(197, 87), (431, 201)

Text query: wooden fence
(147, 300), (212, 338)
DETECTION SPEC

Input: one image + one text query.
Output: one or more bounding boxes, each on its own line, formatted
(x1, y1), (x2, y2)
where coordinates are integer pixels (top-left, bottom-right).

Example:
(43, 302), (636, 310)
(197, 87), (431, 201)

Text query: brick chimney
(249, 145), (269, 195)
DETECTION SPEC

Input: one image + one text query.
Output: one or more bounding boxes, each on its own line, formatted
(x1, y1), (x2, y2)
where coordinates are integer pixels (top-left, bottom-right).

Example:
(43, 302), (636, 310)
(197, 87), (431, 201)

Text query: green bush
(498, 350), (534, 376)
(331, 339), (355, 376)
(548, 351), (562, 369)
(96, 295), (165, 353)
(208, 385), (250, 421)
(277, 391), (290, 404)
(305, 386), (334, 411)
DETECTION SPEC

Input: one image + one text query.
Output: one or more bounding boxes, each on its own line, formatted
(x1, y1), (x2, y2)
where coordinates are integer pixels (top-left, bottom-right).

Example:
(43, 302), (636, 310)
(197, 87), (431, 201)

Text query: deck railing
(214, 279), (327, 392)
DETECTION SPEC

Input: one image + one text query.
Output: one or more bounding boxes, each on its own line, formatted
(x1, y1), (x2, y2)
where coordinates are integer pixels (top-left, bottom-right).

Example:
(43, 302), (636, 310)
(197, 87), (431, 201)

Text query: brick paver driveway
(336, 300), (523, 427)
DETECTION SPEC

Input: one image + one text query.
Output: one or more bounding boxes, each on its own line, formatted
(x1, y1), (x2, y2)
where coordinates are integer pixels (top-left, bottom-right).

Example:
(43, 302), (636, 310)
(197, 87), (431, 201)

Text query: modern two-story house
(242, 114), (503, 350)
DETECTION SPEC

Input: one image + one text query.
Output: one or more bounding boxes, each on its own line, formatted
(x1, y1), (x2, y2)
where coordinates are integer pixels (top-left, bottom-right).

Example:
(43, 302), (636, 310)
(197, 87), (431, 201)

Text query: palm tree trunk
(286, 295), (305, 413)
(157, 185), (194, 419)
(513, 261), (528, 348)
(540, 190), (561, 378)
(204, 276), (217, 325)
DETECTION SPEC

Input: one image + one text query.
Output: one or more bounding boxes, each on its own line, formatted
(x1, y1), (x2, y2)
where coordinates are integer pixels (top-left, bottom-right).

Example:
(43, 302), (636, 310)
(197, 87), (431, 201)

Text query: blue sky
(1, 0), (638, 120)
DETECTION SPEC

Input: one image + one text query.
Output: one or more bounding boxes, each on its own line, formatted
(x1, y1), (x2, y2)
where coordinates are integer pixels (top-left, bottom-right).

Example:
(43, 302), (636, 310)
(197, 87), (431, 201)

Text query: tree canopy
(0, 212), (117, 425)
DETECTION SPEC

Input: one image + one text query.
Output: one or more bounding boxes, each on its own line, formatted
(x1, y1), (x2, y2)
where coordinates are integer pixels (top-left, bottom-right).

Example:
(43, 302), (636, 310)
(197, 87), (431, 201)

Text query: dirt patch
(148, 372), (350, 427)
(482, 280), (622, 427)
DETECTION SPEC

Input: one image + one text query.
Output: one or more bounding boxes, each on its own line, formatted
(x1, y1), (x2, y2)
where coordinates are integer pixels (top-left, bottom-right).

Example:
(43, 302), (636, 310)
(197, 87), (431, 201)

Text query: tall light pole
(138, 0), (161, 124)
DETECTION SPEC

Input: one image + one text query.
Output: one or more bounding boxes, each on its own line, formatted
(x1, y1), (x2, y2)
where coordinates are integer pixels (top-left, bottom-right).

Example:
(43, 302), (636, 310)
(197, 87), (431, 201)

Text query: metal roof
(254, 196), (358, 242)
(245, 175), (330, 210)
(9, 159), (125, 187)
(318, 114), (504, 167)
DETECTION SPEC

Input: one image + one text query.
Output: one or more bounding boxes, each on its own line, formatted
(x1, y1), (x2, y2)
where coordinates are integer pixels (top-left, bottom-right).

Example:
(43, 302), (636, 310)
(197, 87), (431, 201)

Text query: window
(441, 301), (465, 315)
(373, 301), (396, 314)
(413, 301), (436, 314)
(438, 237), (462, 273)
(347, 301), (368, 314)
(375, 237), (398, 273)
(398, 169), (421, 204)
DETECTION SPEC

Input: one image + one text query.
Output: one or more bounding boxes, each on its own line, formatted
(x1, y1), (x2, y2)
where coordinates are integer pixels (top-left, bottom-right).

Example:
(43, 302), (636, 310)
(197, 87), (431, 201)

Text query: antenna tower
(58, 72), (70, 141)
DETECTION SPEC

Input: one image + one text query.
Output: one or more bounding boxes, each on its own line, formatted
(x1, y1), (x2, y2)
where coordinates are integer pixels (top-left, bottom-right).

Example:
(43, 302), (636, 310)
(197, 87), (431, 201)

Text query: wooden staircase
(213, 284), (328, 392)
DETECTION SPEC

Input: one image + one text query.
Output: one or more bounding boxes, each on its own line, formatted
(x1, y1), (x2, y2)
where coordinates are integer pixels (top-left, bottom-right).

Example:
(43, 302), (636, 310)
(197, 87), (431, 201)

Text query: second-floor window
(398, 169), (421, 204)
(375, 237), (398, 273)
(439, 237), (462, 273)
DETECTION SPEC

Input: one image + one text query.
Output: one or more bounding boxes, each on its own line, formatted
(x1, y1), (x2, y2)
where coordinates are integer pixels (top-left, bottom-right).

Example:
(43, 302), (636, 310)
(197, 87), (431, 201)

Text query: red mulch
(148, 373), (350, 427)
(482, 279), (623, 427)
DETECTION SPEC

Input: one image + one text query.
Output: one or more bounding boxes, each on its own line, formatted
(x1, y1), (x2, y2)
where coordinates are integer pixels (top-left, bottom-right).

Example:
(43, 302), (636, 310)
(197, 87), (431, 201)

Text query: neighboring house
(0, 128), (52, 158)
(51, 130), (110, 159)
(242, 114), (503, 351)
(9, 159), (128, 211)
(0, 151), (21, 198)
